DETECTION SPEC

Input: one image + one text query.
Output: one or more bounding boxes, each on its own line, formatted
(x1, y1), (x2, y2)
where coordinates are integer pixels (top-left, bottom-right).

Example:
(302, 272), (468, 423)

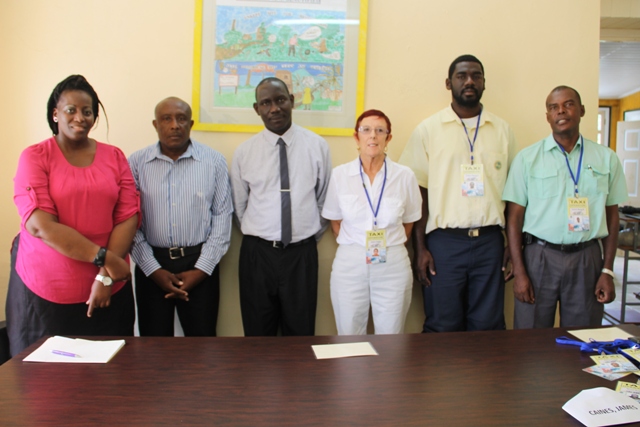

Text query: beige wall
(0, 0), (600, 333)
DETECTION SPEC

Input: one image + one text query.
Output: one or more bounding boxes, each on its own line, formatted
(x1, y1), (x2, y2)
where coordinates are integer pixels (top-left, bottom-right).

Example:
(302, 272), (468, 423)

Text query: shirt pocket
(378, 197), (404, 228)
(583, 165), (610, 196)
(530, 168), (559, 199)
(337, 194), (363, 221)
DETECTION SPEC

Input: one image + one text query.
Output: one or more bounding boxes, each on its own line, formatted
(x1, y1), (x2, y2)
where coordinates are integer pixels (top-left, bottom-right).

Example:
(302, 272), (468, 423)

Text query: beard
(453, 87), (483, 108)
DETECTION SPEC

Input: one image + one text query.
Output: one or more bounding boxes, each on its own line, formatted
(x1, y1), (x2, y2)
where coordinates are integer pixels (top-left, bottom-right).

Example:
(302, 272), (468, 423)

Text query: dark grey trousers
(514, 241), (604, 329)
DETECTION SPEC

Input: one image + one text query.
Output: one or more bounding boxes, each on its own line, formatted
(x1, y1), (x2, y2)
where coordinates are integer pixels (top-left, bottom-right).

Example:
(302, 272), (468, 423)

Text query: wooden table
(2, 328), (640, 426)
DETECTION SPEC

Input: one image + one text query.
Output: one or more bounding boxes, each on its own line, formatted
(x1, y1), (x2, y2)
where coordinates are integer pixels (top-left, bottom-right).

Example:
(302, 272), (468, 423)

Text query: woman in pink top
(7, 75), (139, 356)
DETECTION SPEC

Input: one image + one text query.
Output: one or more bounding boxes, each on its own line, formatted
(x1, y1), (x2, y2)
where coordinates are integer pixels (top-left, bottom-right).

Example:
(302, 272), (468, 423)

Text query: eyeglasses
(358, 126), (390, 135)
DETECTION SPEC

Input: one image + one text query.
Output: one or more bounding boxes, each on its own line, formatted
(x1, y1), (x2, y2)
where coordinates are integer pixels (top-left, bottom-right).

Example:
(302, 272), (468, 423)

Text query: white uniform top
(322, 157), (422, 246)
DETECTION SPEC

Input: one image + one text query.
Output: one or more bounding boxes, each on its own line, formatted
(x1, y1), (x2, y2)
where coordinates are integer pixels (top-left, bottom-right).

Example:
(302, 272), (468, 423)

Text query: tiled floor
(604, 252), (640, 324)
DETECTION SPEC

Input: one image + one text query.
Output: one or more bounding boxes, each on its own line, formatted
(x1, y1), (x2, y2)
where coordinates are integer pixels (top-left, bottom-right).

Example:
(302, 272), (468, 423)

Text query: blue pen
(51, 349), (81, 358)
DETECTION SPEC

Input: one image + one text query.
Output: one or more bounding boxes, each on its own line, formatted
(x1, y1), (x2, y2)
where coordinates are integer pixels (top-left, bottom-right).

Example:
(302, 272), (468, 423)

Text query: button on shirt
(129, 140), (233, 276)
(231, 124), (331, 242)
(322, 158), (422, 246)
(399, 106), (516, 234)
(502, 135), (627, 244)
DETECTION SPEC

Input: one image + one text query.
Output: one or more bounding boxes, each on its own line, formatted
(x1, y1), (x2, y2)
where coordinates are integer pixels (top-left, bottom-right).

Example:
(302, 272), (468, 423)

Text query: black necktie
(277, 138), (292, 246)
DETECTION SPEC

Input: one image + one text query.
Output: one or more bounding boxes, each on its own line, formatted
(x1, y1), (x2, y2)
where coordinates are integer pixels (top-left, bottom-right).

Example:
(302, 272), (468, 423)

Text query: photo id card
(461, 164), (484, 197)
(567, 197), (590, 232)
(366, 229), (387, 264)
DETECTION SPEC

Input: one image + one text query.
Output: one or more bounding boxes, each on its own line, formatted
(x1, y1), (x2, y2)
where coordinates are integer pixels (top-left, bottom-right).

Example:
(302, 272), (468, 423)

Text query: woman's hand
(104, 250), (131, 282)
(86, 279), (112, 317)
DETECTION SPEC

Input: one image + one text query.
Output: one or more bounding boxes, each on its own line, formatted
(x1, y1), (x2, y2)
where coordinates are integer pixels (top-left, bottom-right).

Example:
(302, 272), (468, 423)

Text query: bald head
(152, 96), (194, 160)
(155, 97), (192, 121)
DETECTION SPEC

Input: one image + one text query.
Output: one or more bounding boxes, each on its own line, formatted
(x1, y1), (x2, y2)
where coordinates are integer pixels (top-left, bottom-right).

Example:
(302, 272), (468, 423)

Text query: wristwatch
(95, 274), (113, 287)
(93, 247), (107, 267)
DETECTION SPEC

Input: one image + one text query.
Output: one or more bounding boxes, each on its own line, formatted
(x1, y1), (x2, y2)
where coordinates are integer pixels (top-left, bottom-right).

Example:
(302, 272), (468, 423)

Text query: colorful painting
(214, 6), (345, 111)
(193, 0), (367, 135)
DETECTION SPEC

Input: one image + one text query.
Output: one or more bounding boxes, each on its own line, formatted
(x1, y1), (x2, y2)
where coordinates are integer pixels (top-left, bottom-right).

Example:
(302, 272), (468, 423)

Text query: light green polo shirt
(502, 135), (627, 244)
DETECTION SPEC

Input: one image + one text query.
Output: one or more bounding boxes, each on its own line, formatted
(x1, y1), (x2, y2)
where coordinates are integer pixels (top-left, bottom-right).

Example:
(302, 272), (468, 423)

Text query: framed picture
(192, 0), (368, 136)
(624, 109), (640, 122)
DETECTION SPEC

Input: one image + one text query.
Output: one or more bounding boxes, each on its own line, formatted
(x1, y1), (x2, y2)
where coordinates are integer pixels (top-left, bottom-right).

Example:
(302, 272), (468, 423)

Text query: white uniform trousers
(330, 244), (412, 335)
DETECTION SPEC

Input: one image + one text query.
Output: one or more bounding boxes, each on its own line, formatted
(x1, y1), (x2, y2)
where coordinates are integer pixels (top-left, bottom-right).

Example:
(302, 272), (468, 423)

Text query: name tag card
(366, 229), (387, 264)
(563, 387), (640, 427)
(461, 164), (484, 197)
(568, 197), (590, 232)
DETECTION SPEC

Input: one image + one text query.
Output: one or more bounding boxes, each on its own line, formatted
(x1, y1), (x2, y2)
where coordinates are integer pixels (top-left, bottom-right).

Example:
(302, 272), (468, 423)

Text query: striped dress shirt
(129, 140), (233, 276)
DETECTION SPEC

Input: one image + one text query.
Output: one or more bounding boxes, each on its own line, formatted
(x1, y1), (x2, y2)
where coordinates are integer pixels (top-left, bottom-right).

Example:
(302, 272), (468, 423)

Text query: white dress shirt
(231, 124), (331, 242)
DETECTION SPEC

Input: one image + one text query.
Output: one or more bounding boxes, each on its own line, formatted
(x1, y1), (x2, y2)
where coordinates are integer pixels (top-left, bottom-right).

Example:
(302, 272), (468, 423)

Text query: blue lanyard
(460, 110), (482, 165)
(556, 136), (584, 197)
(359, 158), (387, 230)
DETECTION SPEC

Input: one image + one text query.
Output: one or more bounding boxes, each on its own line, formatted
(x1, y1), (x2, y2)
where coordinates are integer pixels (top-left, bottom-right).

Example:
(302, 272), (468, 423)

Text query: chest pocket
(338, 194), (364, 220)
(530, 168), (559, 199)
(582, 165), (610, 196)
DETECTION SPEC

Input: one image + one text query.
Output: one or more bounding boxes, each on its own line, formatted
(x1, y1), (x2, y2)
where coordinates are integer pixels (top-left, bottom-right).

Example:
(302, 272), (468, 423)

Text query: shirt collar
(543, 134), (583, 153)
(263, 124), (296, 147)
(145, 139), (199, 163)
(442, 105), (490, 127)
(346, 156), (394, 178)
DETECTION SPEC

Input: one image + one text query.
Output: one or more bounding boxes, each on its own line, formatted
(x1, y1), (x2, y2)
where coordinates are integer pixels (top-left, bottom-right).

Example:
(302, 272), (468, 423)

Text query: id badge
(366, 229), (387, 264)
(567, 197), (590, 232)
(461, 164), (484, 197)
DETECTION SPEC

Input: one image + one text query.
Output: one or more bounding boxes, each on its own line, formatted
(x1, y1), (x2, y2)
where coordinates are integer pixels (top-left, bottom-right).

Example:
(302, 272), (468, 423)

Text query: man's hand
(513, 274), (535, 304)
(595, 273), (616, 304)
(414, 249), (436, 286)
(149, 269), (189, 301)
(502, 244), (513, 281)
(86, 279), (112, 317)
(104, 251), (131, 282)
(175, 269), (208, 294)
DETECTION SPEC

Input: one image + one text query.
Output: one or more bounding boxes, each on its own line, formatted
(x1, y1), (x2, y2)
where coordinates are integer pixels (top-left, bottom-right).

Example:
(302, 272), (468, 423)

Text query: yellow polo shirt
(399, 106), (517, 234)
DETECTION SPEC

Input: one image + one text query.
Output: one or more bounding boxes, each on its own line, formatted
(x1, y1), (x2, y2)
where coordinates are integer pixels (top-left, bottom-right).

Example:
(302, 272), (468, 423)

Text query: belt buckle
(272, 241), (283, 249)
(169, 247), (184, 260)
(468, 228), (480, 238)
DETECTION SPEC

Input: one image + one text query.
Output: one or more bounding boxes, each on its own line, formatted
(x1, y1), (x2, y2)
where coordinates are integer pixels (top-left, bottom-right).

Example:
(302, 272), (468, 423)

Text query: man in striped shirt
(129, 97), (233, 336)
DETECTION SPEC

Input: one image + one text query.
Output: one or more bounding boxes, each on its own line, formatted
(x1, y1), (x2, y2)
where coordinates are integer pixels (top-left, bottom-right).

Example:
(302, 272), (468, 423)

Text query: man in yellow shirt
(399, 54), (516, 332)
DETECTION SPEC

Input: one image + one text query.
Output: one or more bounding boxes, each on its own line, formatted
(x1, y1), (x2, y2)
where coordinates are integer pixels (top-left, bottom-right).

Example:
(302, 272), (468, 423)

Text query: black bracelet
(93, 247), (107, 267)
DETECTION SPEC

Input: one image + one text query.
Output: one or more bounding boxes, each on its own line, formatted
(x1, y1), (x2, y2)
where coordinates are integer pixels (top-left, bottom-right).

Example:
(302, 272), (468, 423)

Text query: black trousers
(6, 234), (134, 357)
(239, 235), (318, 336)
(134, 248), (219, 337)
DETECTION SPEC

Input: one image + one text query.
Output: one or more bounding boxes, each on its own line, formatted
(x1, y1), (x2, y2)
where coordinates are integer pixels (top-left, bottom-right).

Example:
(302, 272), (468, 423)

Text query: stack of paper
(23, 336), (126, 363)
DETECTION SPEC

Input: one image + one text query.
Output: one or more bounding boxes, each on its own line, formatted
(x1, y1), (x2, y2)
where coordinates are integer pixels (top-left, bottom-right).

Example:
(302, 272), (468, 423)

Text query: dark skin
(412, 62), (512, 285)
(507, 88), (616, 305)
(27, 90), (137, 317)
(253, 80), (294, 135)
(148, 97), (207, 301)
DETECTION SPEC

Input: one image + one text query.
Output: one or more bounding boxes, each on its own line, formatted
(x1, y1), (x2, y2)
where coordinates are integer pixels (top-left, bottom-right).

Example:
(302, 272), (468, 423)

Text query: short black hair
(448, 55), (484, 80)
(47, 75), (104, 135)
(255, 77), (291, 100)
(550, 85), (582, 106)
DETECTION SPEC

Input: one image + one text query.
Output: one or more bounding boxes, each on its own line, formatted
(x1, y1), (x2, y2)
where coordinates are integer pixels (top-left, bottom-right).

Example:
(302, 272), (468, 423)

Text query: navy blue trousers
(423, 229), (505, 332)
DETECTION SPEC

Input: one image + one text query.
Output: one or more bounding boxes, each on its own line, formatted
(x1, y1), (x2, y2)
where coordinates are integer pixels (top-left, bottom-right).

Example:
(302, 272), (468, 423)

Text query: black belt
(524, 233), (598, 253)
(151, 243), (203, 260)
(439, 225), (502, 238)
(249, 235), (315, 249)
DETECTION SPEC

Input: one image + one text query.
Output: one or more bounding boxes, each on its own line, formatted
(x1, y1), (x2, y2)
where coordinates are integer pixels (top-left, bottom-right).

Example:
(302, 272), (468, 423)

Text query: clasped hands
(149, 268), (208, 301)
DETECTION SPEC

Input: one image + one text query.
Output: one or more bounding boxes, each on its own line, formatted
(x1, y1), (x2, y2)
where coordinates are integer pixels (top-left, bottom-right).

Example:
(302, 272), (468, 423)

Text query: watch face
(102, 276), (113, 286)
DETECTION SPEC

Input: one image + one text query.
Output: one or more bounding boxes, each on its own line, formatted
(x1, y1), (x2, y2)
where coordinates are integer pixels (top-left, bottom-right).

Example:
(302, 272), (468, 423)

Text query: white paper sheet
(568, 327), (633, 343)
(23, 336), (126, 363)
(311, 342), (378, 359)
(563, 387), (640, 427)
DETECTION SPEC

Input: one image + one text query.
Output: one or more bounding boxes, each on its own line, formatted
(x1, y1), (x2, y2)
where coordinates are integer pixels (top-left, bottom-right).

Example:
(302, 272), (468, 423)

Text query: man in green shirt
(503, 86), (627, 328)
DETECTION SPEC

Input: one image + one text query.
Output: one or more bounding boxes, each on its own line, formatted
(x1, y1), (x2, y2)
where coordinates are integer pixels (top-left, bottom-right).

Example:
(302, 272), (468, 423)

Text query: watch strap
(93, 247), (107, 267)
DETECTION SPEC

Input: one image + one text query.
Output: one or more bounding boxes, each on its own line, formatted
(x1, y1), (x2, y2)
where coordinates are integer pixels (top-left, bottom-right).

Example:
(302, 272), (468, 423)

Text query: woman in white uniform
(322, 110), (422, 335)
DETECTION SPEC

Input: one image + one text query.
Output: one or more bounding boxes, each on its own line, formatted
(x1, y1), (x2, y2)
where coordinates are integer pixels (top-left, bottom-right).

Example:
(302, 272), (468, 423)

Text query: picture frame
(192, 0), (368, 136)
